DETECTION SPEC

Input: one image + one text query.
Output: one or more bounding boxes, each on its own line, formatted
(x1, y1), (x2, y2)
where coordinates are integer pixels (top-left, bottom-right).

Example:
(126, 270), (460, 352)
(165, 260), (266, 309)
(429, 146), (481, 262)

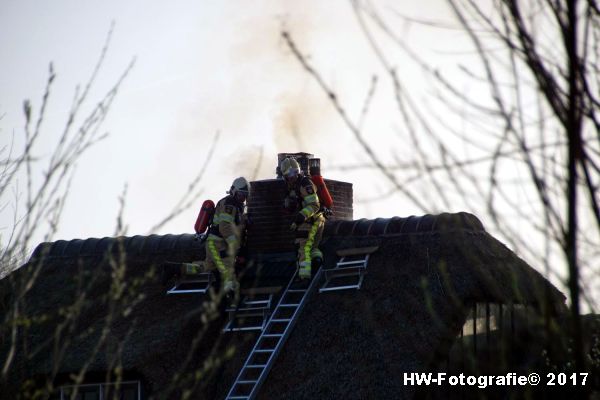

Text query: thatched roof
(0, 212), (568, 399)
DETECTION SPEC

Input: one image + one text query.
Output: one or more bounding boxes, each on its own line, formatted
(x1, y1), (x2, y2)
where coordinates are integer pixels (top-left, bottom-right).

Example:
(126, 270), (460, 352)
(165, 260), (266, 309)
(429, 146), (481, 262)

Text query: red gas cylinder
(308, 158), (334, 209)
(194, 199), (215, 234)
(311, 175), (334, 209)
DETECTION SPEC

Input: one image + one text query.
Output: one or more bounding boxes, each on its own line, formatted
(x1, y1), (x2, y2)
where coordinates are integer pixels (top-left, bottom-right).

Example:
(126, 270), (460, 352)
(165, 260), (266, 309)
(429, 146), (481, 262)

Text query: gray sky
(5, 0), (596, 310)
(1, 0), (456, 241)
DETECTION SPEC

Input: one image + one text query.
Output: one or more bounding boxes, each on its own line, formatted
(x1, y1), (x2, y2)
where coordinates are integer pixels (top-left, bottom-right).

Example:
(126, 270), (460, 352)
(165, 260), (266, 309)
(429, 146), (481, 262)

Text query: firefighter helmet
(229, 177), (251, 196)
(280, 157), (301, 178)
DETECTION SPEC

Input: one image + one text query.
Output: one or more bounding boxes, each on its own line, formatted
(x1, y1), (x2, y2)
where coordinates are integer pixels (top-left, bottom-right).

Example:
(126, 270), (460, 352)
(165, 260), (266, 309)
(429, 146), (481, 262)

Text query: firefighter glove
(223, 279), (238, 293)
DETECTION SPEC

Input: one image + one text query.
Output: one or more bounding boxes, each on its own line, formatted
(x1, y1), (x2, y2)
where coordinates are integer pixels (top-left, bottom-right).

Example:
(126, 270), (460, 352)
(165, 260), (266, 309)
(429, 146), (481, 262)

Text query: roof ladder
(225, 268), (323, 400)
(319, 246), (379, 293)
(165, 262), (214, 295)
(223, 294), (274, 332)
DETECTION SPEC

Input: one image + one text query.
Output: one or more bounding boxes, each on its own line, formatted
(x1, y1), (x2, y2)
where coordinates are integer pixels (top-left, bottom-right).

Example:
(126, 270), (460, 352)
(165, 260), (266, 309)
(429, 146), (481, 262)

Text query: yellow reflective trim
(226, 235), (237, 244)
(208, 237), (230, 279)
(301, 208), (312, 217)
(219, 213), (234, 223)
(303, 194), (318, 204)
(184, 263), (201, 274)
(302, 219), (320, 273)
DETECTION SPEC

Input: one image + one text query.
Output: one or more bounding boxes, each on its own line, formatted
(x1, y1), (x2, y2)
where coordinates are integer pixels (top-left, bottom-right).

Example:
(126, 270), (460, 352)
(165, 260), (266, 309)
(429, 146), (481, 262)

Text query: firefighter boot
(298, 263), (311, 280)
(182, 262), (205, 275)
(223, 278), (240, 307)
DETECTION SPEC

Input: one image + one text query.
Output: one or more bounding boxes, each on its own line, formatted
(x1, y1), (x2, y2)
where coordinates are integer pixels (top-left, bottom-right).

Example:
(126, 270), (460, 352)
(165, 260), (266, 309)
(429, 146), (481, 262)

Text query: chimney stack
(246, 153), (353, 255)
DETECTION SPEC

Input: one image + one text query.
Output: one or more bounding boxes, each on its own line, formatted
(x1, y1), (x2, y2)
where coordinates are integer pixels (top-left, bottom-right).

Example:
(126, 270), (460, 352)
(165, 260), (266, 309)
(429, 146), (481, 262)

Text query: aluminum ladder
(225, 268), (323, 400)
(319, 246), (379, 293)
(165, 262), (214, 295)
(223, 294), (273, 332)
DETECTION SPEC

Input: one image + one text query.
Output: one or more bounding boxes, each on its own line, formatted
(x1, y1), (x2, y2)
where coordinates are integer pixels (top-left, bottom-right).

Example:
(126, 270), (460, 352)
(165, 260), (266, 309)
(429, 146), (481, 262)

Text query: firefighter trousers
(205, 234), (237, 284)
(295, 215), (325, 278)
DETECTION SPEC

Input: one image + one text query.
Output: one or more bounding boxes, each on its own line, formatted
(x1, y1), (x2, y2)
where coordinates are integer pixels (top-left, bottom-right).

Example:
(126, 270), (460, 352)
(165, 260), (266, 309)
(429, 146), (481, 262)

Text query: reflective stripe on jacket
(209, 195), (244, 246)
(289, 176), (320, 221)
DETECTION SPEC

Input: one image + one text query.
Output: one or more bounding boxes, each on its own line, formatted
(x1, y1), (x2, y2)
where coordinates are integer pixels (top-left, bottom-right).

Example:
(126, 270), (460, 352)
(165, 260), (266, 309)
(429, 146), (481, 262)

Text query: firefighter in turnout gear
(281, 157), (325, 281)
(206, 177), (250, 294)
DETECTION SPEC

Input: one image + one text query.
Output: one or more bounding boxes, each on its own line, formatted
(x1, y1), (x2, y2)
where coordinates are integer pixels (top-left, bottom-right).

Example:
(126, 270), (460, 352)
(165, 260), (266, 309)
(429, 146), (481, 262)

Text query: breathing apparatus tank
(309, 158), (334, 209)
(194, 199), (215, 234)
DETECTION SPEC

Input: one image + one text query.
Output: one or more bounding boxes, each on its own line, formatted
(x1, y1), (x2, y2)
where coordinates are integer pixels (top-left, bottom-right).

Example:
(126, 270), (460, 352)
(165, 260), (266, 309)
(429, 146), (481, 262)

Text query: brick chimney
(246, 153), (353, 255)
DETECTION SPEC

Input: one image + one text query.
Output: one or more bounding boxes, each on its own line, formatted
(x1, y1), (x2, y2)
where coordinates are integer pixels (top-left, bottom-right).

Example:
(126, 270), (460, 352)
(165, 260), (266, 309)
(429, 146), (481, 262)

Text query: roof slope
(0, 212), (566, 399)
(261, 230), (566, 399)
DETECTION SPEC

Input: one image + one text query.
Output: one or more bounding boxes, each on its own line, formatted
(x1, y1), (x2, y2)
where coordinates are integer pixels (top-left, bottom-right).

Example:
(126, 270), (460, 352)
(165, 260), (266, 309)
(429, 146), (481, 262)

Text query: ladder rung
(246, 364), (267, 368)
(325, 272), (364, 280)
(336, 260), (367, 267)
(226, 268), (324, 400)
(243, 299), (271, 306)
(336, 246), (378, 257)
(226, 306), (271, 312)
(227, 312), (268, 319)
(328, 265), (366, 273)
(167, 288), (209, 294)
(223, 320), (265, 332)
(177, 278), (212, 284)
(225, 327), (264, 332)
(320, 284), (361, 292)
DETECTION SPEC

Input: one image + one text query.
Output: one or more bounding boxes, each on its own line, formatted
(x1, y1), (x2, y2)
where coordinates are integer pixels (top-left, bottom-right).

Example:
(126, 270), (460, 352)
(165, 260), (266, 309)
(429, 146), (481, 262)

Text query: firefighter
(281, 157), (325, 281)
(205, 176), (251, 293)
